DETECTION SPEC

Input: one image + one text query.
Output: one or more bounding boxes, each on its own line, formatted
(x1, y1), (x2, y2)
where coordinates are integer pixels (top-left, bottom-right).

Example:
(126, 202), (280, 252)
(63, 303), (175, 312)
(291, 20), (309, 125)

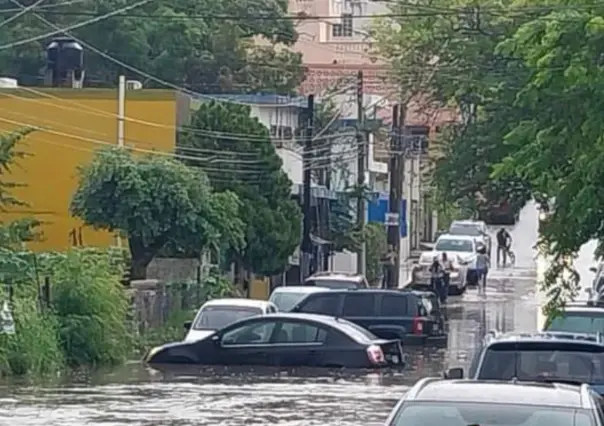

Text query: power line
(0, 0), (46, 30)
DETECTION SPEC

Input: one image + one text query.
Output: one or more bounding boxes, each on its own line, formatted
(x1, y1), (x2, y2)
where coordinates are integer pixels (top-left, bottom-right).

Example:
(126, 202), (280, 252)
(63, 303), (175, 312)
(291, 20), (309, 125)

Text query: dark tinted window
(342, 293), (375, 316)
(379, 294), (409, 316)
(546, 312), (604, 334)
(221, 320), (275, 345)
(272, 321), (327, 343)
(477, 345), (604, 383)
(449, 223), (482, 236)
(194, 306), (262, 330)
(299, 294), (341, 315)
(390, 401), (594, 426)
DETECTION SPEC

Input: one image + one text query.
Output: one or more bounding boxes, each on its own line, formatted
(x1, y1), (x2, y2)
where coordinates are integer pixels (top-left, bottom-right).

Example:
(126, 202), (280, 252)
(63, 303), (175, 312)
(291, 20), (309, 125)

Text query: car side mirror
(211, 334), (220, 343)
(443, 367), (464, 379)
(291, 305), (301, 313)
(590, 267), (598, 273)
(184, 321), (192, 331)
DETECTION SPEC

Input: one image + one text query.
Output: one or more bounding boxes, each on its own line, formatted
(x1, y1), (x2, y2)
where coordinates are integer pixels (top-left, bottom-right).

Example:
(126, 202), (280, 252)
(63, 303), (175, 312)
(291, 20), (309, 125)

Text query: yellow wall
(0, 88), (176, 251)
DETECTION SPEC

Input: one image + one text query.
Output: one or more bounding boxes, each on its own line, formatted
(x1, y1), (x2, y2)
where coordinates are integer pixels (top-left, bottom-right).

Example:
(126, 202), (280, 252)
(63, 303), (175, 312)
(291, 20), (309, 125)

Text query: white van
(269, 286), (329, 312)
(184, 298), (277, 342)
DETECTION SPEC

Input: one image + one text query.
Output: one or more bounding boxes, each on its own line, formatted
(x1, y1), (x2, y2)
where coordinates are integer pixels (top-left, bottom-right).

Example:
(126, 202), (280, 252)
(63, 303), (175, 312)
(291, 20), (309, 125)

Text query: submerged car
(385, 377), (603, 426)
(146, 313), (404, 369)
(184, 298), (277, 342)
(269, 286), (330, 312)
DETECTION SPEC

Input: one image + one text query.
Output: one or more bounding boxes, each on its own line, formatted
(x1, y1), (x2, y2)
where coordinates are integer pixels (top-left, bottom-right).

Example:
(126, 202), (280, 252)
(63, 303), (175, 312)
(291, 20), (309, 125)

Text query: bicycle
(497, 246), (516, 267)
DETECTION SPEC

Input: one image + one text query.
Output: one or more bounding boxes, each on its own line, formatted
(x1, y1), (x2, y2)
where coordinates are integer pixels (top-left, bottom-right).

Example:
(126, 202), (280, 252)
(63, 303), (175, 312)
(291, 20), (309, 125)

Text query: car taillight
(366, 344), (385, 365)
(412, 317), (424, 335)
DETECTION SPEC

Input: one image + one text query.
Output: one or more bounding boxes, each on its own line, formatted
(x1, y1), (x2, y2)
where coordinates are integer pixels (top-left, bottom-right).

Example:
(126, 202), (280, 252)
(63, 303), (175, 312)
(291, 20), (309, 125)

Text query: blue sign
(367, 196), (407, 238)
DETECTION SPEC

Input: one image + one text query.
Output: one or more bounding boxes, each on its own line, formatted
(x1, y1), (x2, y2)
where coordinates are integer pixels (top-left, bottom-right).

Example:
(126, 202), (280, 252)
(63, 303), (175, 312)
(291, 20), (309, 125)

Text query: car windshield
(449, 223), (482, 236)
(193, 306), (262, 330)
(547, 312), (604, 334)
(478, 345), (604, 384)
(434, 238), (473, 252)
(269, 292), (307, 311)
(305, 279), (360, 289)
(389, 401), (594, 426)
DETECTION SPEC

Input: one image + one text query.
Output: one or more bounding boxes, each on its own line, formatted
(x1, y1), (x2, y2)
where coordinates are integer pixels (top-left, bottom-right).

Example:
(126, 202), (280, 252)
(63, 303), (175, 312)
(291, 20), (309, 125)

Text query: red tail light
(366, 344), (385, 365)
(412, 317), (424, 335)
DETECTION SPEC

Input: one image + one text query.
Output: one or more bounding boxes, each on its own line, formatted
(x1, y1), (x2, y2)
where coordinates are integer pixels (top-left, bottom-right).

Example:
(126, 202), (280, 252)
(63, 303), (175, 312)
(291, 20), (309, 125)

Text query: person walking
(440, 252), (453, 304)
(476, 244), (490, 294)
(496, 228), (512, 266)
(429, 255), (444, 300)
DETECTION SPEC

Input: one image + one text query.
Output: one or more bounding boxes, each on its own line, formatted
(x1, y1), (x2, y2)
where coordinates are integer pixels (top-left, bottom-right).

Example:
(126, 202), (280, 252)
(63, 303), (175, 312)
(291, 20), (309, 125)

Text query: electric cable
(0, 0), (47, 30)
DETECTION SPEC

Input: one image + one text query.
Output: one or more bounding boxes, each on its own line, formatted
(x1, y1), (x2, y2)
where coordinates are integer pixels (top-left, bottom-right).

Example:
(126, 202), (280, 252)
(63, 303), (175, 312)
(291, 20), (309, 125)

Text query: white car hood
(184, 329), (215, 342)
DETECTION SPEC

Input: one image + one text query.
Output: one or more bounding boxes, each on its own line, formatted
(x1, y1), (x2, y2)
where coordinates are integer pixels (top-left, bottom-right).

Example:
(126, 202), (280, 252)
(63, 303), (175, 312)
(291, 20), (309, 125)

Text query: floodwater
(0, 204), (543, 426)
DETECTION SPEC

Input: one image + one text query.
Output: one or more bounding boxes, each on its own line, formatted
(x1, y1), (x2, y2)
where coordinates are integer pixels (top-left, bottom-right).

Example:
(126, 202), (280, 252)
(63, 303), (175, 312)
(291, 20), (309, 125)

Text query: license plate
(391, 355), (399, 364)
(433, 324), (439, 332)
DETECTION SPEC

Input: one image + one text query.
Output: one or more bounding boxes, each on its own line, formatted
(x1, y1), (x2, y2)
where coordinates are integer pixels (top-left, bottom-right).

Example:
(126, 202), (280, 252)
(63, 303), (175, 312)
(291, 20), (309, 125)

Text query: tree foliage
(0, 0), (304, 93)
(70, 147), (244, 279)
(178, 101), (301, 276)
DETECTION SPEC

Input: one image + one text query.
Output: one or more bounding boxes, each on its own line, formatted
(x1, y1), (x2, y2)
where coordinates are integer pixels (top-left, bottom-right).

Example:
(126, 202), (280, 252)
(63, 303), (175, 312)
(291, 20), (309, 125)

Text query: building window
(332, 14), (353, 37)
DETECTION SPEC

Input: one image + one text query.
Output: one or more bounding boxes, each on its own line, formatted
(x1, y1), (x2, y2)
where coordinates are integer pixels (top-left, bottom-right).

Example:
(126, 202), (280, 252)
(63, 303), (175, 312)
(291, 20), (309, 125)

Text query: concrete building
(0, 87), (177, 251)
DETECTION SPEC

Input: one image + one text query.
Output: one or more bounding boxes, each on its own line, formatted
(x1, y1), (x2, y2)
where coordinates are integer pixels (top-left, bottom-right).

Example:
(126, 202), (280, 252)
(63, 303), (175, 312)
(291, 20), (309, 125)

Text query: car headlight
(146, 345), (163, 362)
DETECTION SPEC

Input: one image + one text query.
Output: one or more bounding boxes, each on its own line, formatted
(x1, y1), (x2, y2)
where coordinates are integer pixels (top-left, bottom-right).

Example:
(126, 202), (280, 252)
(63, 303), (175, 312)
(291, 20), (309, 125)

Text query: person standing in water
(475, 243), (490, 294)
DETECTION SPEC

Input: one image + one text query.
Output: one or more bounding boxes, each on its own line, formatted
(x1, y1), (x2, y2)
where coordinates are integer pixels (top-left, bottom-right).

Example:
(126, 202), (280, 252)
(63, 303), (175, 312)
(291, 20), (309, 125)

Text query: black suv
(445, 331), (604, 394)
(291, 289), (446, 345)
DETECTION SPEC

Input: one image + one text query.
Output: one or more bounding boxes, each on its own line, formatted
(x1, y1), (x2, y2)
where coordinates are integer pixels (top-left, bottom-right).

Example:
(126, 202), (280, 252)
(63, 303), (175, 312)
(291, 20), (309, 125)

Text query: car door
(217, 318), (277, 366)
(269, 320), (327, 367)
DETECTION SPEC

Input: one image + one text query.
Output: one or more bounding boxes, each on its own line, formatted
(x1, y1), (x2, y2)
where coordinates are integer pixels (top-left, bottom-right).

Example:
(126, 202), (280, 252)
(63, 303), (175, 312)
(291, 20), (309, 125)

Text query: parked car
(448, 219), (492, 257)
(303, 272), (369, 289)
(384, 377), (604, 426)
(444, 330), (604, 394)
(269, 286), (330, 312)
(291, 289), (446, 345)
(543, 301), (604, 334)
(146, 313), (405, 369)
(184, 299), (277, 342)
(433, 233), (479, 286)
(410, 250), (468, 295)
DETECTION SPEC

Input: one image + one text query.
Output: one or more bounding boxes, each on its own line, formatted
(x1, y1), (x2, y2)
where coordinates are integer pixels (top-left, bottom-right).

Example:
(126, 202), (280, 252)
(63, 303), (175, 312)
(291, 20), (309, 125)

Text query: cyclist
(496, 227), (512, 266)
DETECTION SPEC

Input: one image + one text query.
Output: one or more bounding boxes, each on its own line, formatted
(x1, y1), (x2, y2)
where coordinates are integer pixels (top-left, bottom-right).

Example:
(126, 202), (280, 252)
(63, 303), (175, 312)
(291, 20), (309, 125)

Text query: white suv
(449, 220), (491, 257)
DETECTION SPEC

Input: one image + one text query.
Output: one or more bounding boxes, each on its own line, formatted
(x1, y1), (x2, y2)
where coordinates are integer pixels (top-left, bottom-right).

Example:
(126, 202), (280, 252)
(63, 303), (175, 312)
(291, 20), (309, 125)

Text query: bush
(41, 249), (132, 366)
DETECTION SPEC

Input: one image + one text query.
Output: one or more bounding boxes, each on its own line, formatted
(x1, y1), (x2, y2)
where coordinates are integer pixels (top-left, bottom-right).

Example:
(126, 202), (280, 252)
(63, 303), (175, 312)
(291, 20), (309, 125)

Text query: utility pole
(356, 71), (366, 276)
(301, 94), (315, 283)
(386, 105), (402, 288)
(115, 75), (126, 248)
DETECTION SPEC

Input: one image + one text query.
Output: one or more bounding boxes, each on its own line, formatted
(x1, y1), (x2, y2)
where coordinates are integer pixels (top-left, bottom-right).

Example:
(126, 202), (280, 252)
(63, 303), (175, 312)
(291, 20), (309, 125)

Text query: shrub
(41, 249), (132, 367)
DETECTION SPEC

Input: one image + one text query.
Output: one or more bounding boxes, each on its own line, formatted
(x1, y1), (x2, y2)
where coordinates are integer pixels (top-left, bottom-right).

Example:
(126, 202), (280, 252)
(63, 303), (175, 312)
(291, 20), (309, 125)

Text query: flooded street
(0, 205), (543, 426)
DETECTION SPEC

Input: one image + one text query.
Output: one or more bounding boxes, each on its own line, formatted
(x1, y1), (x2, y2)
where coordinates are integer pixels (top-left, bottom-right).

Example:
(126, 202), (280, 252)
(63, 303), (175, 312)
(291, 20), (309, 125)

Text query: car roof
(271, 286), (330, 294)
(306, 289), (414, 297)
(201, 298), (272, 309)
(246, 312), (360, 328)
(560, 305), (604, 314)
(405, 379), (591, 409)
(451, 220), (485, 227)
(306, 272), (365, 282)
(436, 233), (476, 241)
(485, 331), (604, 346)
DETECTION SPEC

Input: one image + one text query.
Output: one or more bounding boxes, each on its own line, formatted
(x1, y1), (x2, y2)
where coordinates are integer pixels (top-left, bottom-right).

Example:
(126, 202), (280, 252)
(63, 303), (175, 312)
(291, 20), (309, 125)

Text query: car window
(389, 401), (595, 426)
(272, 321), (327, 344)
(306, 279), (361, 289)
(546, 312), (604, 334)
(193, 306), (263, 330)
(477, 345), (604, 384)
(299, 294), (341, 316)
(221, 320), (276, 346)
(270, 291), (308, 311)
(342, 294), (375, 316)
(379, 294), (409, 316)
(434, 238), (473, 252)
(449, 223), (482, 236)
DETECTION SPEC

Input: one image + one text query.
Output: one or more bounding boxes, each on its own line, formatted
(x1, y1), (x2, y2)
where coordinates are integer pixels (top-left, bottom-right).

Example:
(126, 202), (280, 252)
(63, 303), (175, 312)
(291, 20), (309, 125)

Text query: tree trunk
(128, 236), (167, 280)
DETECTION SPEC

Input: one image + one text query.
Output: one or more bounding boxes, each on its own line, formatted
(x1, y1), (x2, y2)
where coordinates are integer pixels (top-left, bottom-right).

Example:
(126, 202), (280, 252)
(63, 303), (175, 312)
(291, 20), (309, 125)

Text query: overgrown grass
(133, 308), (196, 355)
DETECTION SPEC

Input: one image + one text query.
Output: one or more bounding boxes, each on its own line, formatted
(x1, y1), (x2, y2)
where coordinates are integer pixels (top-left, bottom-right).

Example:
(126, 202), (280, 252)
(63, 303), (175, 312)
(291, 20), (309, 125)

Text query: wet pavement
(0, 204), (543, 426)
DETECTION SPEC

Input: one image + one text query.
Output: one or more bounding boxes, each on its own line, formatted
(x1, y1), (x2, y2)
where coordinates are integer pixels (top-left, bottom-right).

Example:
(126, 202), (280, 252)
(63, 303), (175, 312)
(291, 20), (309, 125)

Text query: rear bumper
(404, 333), (447, 346)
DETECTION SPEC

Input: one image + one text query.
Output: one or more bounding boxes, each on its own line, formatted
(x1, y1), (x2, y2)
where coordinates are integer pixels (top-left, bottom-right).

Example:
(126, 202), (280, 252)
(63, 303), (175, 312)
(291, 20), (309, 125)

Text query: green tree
(0, 0), (304, 93)
(491, 4), (604, 311)
(364, 222), (387, 287)
(372, 0), (532, 216)
(70, 147), (245, 279)
(178, 101), (301, 276)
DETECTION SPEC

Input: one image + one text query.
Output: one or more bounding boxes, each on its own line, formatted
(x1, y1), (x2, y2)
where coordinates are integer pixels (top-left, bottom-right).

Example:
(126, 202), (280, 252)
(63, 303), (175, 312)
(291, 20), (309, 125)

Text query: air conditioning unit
(126, 80), (142, 90)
